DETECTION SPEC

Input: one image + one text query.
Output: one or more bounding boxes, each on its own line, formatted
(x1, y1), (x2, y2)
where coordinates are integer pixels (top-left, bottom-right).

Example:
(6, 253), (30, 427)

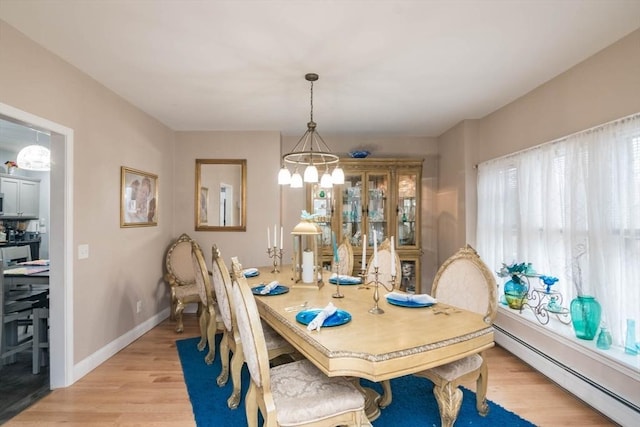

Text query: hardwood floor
(4, 313), (616, 426)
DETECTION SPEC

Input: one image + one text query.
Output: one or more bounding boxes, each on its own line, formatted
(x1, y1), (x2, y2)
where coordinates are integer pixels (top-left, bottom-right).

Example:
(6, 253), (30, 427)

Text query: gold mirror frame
(195, 159), (247, 231)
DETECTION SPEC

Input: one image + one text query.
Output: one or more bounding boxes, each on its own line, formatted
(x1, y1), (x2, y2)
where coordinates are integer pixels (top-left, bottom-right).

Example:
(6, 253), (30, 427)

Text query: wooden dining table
(245, 265), (494, 423)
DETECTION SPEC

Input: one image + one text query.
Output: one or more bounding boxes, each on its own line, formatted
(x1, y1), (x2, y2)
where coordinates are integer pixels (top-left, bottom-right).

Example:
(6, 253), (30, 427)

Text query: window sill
(497, 304), (639, 373)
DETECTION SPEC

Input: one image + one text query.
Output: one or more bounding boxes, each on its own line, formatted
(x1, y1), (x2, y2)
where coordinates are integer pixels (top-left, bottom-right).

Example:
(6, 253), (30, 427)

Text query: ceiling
(1, 0), (639, 138)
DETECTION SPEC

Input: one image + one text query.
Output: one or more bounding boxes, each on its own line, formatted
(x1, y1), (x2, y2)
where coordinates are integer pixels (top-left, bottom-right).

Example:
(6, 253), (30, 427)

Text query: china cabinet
(0, 174), (40, 218)
(307, 158), (423, 292)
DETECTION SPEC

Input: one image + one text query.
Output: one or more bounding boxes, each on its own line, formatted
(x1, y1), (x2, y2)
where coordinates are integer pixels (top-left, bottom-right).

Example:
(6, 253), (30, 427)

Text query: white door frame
(0, 102), (74, 388)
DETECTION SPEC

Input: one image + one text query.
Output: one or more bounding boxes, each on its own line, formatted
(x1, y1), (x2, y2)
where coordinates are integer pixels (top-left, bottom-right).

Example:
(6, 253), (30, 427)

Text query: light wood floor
(4, 314), (616, 426)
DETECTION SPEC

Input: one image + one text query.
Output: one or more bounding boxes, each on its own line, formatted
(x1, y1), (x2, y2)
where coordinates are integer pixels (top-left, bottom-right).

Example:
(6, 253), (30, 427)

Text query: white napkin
(306, 302), (337, 331)
(243, 268), (259, 277)
(329, 273), (362, 283)
(385, 291), (437, 305)
(260, 280), (279, 295)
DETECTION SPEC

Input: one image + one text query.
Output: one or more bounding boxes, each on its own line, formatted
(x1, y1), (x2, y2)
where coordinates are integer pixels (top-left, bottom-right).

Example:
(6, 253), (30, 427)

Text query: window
(477, 114), (640, 346)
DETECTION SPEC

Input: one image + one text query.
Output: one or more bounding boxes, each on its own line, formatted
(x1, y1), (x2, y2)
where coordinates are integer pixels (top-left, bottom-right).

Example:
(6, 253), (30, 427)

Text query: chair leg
(245, 382), (259, 427)
(227, 340), (244, 409)
(204, 307), (217, 364)
(217, 332), (231, 386)
(475, 359), (490, 416)
(175, 300), (186, 333)
(197, 310), (208, 351)
(433, 381), (463, 427)
(32, 308), (49, 375)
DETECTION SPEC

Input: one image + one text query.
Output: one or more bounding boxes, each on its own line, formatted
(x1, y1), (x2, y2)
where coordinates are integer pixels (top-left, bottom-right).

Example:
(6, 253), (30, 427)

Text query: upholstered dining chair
(211, 254), (298, 409)
(365, 238), (401, 288)
(413, 244), (498, 427)
(331, 236), (354, 276)
(190, 240), (223, 364)
(164, 233), (201, 332)
(231, 265), (367, 427)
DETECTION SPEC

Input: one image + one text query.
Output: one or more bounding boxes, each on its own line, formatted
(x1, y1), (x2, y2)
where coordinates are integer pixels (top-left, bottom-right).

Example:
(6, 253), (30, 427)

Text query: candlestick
(390, 236), (396, 276)
(332, 231), (339, 263)
(273, 224), (277, 248)
(267, 227), (271, 249)
(373, 230), (378, 268)
(280, 226), (284, 250)
(361, 233), (366, 270)
(332, 258), (344, 299)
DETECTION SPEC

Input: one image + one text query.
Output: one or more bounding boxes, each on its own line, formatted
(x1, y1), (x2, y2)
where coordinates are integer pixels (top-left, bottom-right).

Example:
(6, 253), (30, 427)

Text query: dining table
(244, 265), (494, 423)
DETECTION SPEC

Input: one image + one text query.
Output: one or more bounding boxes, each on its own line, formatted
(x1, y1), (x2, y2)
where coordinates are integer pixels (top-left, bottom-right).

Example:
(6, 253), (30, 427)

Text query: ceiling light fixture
(278, 73), (343, 187)
(17, 130), (50, 171)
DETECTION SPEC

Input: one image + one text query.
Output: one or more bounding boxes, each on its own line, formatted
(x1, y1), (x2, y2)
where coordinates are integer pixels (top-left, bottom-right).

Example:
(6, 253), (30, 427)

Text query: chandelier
(17, 129), (50, 171)
(278, 73), (344, 188)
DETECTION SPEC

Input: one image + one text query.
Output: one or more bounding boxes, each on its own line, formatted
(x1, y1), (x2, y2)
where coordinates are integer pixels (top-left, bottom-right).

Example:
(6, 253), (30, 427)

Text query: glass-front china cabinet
(307, 158), (423, 292)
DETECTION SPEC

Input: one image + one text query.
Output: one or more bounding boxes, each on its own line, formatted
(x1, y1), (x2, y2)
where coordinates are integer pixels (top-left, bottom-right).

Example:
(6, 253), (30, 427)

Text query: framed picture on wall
(200, 187), (209, 223)
(120, 166), (158, 227)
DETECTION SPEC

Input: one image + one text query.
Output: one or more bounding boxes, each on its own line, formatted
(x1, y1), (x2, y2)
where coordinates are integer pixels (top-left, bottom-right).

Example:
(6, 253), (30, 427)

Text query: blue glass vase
(570, 295), (601, 340)
(504, 278), (527, 309)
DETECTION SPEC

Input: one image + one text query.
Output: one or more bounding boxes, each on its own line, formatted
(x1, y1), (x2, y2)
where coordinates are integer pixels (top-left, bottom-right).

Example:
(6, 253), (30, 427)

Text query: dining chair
(1, 245), (32, 267)
(212, 252), (297, 409)
(190, 240), (223, 364)
(164, 233), (201, 332)
(231, 266), (367, 427)
(0, 262), (44, 373)
(331, 236), (354, 276)
(413, 244), (498, 427)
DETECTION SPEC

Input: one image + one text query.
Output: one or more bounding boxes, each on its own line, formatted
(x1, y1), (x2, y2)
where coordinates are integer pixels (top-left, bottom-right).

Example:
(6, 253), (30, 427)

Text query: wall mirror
(195, 159), (246, 231)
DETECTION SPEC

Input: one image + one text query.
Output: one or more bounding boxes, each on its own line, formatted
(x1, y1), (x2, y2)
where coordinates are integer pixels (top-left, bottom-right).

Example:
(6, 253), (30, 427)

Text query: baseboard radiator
(494, 310), (639, 427)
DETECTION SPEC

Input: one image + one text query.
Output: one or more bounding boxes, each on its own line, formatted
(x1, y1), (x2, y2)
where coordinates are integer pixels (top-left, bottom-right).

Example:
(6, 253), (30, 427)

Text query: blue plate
(328, 276), (362, 285)
(349, 150), (370, 158)
(243, 268), (260, 278)
(296, 308), (352, 327)
(251, 284), (289, 296)
(386, 298), (434, 308)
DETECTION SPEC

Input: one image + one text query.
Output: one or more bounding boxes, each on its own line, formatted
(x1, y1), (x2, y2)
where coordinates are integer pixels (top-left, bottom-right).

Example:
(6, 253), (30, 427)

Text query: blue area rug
(177, 336), (536, 426)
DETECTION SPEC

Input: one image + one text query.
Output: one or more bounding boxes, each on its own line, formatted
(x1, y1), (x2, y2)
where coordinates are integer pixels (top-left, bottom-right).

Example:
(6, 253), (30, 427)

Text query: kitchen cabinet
(307, 158), (423, 292)
(1, 174), (41, 218)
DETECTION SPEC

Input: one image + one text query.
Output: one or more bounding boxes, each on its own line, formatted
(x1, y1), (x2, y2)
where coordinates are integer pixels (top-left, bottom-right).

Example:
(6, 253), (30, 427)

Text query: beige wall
(173, 131), (281, 268)
(0, 21), (175, 362)
(438, 28), (640, 262)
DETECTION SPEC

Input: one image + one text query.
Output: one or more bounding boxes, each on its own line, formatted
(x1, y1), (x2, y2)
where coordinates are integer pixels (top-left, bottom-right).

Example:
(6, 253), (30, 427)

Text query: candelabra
(267, 247), (283, 273)
(363, 267), (396, 314)
(358, 267), (368, 289)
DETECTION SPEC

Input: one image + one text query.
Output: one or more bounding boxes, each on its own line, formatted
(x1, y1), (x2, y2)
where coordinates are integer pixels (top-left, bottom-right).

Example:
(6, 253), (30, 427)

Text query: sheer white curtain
(477, 114), (640, 346)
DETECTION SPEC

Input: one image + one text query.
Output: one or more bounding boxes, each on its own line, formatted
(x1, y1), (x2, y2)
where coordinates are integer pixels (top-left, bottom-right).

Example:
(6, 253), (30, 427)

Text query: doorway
(0, 102), (73, 395)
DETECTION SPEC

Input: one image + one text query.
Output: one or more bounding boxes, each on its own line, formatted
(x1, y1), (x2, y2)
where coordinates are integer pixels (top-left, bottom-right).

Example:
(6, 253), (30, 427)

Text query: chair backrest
(190, 241), (214, 306)
(230, 257), (270, 390)
(332, 236), (354, 276)
(210, 244), (234, 332)
(431, 245), (497, 324)
(165, 233), (195, 286)
(366, 238), (401, 287)
(1, 245), (32, 267)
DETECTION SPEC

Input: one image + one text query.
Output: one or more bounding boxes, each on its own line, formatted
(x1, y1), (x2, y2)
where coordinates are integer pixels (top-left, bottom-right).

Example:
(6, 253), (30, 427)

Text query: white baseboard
(495, 308), (639, 427)
(72, 308), (170, 383)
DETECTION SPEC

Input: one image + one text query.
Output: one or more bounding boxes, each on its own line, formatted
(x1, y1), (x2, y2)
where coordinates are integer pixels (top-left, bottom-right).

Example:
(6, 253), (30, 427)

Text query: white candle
(390, 236), (396, 276)
(373, 230), (378, 268)
(267, 227), (271, 249)
(280, 226), (284, 250)
(361, 234), (367, 270)
(273, 224), (277, 248)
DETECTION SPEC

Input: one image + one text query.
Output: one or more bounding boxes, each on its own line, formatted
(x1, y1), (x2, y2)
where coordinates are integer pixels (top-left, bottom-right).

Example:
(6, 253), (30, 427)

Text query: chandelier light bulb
(303, 164), (318, 183)
(278, 167), (291, 185)
(320, 171), (333, 188)
(290, 171), (303, 188)
(331, 166), (345, 184)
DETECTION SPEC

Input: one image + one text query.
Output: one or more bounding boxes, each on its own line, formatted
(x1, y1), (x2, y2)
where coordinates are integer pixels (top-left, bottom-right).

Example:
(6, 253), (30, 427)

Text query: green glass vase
(570, 295), (601, 340)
